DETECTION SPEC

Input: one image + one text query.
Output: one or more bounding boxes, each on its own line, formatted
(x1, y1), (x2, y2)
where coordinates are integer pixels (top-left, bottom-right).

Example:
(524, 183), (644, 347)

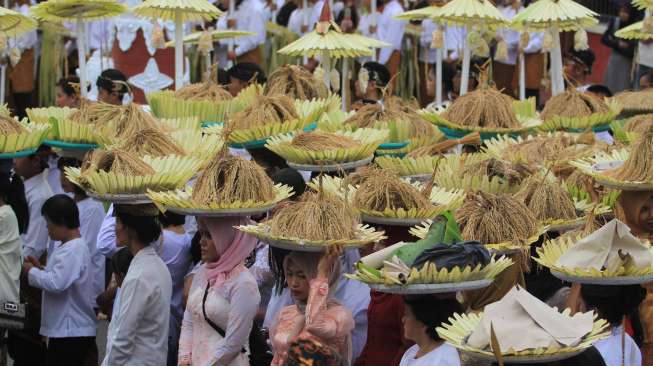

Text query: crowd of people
(1, 0), (653, 366)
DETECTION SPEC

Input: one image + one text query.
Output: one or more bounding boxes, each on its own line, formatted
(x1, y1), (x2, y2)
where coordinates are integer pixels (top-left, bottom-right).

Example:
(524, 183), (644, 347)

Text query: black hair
(404, 296), (463, 341)
(97, 68), (129, 97)
(0, 172), (29, 234)
(57, 76), (80, 98)
(114, 212), (162, 245)
(228, 62), (267, 85)
(190, 231), (202, 265)
(362, 62), (391, 87)
(158, 211), (186, 228)
(217, 68), (230, 86)
(247, 148), (288, 177)
(57, 157), (86, 196)
(568, 49), (596, 75)
(111, 247), (134, 277)
(272, 168), (306, 200)
(581, 284), (646, 327)
(270, 246), (291, 295)
(586, 84), (613, 98)
(41, 194), (80, 229)
(642, 68), (653, 86)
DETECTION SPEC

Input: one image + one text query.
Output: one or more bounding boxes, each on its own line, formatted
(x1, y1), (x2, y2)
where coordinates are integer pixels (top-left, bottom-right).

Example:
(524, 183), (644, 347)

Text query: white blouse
(28, 237), (97, 338)
(594, 326), (642, 366)
(77, 197), (107, 304)
(399, 344), (461, 366)
(21, 171), (53, 260)
(0, 205), (22, 303)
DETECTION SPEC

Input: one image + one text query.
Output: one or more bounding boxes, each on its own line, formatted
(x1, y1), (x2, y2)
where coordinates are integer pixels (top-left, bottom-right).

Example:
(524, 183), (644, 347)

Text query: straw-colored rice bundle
(441, 87), (520, 128)
(174, 82), (233, 102)
(514, 176), (577, 222)
(625, 114), (653, 134)
(81, 149), (155, 177)
(0, 115), (26, 134)
(461, 158), (534, 186)
(290, 131), (361, 151)
(68, 100), (113, 125)
(227, 94), (299, 131)
(456, 191), (538, 245)
(352, 167), (433, 212)
(268, 190), (358, 241)
(121, 128), (187, 157)
(191, 153), (275, 205)
(501, 134), (597, 166)
(264, 65), (328, 100)
(612, 89), (653, 112)
(611, 130), (653, 182)
(541, 90), (610, 121)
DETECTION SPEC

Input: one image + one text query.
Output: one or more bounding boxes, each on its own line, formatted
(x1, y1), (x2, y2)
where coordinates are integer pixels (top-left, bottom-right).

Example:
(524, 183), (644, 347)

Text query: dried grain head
(112, 103), (163, 139)
(612, 129), (653, 182)
(0, 115), (25, 134)
(265, 65), (328, 100)
(455, 191), (538, 244)
(625, 114), (653, 134)
(461, 157), (535, 186)
(121, 128), (186, 157)
(174, 82), (233, 102)
(541, 90), (610, 121)
(191, 153), (275, 205)
(442, 87), (520, 128)
(514, 175), (577, 221)
(227, 94), (299, 131)
(290, 131), (360, 151)
(352, 167), (433, 212)
(81, 149), (155, 176)
(612, 89), (653, 111)
(268, 190), (359, 241)
(345, 96), (436, 138)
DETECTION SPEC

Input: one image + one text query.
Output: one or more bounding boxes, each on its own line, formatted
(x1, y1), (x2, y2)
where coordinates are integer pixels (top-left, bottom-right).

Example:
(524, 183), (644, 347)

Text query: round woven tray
(368, 279), (492, 294)
(87, 192), (151, 204)
(287, 156), (373, 172)
(551, 271), (653, 285)
(166, 203), (276, 217)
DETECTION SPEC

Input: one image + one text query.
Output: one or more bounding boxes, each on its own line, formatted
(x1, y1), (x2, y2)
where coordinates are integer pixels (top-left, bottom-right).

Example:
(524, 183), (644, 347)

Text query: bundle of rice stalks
(353, 168), (432, 212)
(226, 95), (322, 145)
(174, 82), (233, 102)
(0, 118), (50, 154)
(120, 128), (187, 157)
(455, 191), (539, 247)
(625, 114), (653, 134)
(484, 133), (599, 167)
(440, 87), (520, 128)
(460, 157), (534, 187)
(611, 89), (653, 116)
(540, 90), (616, 130)
(610, 130), (653, 183)
(408, 132), (481, 158)
(514, 174), (578, 224)
(81, 149), (155, 177)
(265, 128), (387, 165)
(191, 153), (276, 205)
(0, 115), (26, 134)
(264, 65), (328, 100)
(268, 190), (359, 241)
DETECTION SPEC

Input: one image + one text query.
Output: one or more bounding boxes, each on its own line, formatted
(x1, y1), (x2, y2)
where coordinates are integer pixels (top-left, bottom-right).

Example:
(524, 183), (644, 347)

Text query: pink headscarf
(199, 216), (257, 286)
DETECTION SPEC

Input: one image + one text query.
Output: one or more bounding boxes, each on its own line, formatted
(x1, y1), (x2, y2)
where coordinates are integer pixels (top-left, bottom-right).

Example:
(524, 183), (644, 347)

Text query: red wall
(587, 31), (611, 85)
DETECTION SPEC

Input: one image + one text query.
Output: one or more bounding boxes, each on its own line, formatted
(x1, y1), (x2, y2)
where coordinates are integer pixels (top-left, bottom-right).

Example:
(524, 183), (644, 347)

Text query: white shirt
(78, 197), (107, 304)
(21, 171), (53, 260)
(639, 41), (653, 68)
(399, 344), (461, 366)
(263, 249), (369, 359)
(0, 205), (22, 303)
(103, 246), (172, 366)
(97, 205), (119, 258)
(28, 237), (97, 338)
(418, 22), (465, 63)
(216, 0), (266, 68)
(377, 0), (405, 65)
(594, 326), (642, 366)
(495, 5), (522, 65)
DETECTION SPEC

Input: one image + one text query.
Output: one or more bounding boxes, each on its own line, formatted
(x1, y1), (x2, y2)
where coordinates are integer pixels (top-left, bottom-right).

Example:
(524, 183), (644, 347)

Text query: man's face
(98, 89), (121, 105)
(12, 156), (38, 179)
(564, 58), (586, 80)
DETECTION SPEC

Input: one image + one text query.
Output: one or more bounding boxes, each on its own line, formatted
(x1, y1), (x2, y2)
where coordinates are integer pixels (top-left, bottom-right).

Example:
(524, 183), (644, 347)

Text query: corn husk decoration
(431, 28), (444, 49)
(265, 128), (388, 165)
(9, 47), (20, 67)
(0, 116), (50, 155)
(495, 37), (508, 61)
(437, 287), (609, 361)
(66, 148), (201, 196)
(264, 65), (329, 100)
(539, 89), (618, 131)
(147, 151), (293, 216)
(151, 21), (165, 49)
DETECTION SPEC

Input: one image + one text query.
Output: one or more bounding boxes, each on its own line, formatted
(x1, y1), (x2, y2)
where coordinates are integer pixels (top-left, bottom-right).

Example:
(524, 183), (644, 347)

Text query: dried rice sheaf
(345, 96), (436, 137)
(612, 89), (653, 112)
(120, 128), (187, 157)
(611, 130), (653, 182)
(541, 90), (610, 121)
(191, 153), (275, 205)
(625, 114), (653, 134)
(353, 167), (433, 212)
(268, 190), (359, 241)
(442, 87), (520, 128)
(227, 94), (299, 131)
(174, 82), (233, 102)
(290, 131), (361, 151)
(456, 191), (538, 245)
(265, 65), (328, 100)
(501, 134), (596, 166)
(461, 158), (535, 186)
(514, 176), (577, 222)
(0, 115), (25, 134)
(81, 149), (155, 177)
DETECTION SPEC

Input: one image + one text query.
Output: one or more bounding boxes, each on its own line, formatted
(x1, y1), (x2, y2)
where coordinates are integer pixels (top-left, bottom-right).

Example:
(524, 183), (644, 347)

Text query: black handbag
(202, 283), (272, 366)
(0, 301), (26, 330)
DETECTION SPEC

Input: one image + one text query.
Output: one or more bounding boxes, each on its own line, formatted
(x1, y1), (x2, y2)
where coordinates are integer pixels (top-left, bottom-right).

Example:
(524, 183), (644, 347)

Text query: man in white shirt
(288, 0), (325, 36)
(217, 0), (267, 67)
(23, 194), (98, 365)
(494, 0), (523, 97)
(13, 153), (53, 260)
(376, 0), (405, 79)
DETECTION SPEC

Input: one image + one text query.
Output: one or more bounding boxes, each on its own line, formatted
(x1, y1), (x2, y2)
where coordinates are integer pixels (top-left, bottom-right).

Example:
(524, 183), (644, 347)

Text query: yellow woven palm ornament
(616, 18), (653, 41)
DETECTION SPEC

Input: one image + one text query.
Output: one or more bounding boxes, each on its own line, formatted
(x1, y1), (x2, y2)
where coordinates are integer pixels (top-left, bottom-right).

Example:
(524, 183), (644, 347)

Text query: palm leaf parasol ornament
(0, 6), (36, 104)
(435, 0), (507, 96)
(511, 0), (597, 97)
(132, 0), (222, 90)
(278, 2), (389, 110)
(396, 5), (446, 105)
(30, 0), (126, 97)
(616, 0), (653, 42)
